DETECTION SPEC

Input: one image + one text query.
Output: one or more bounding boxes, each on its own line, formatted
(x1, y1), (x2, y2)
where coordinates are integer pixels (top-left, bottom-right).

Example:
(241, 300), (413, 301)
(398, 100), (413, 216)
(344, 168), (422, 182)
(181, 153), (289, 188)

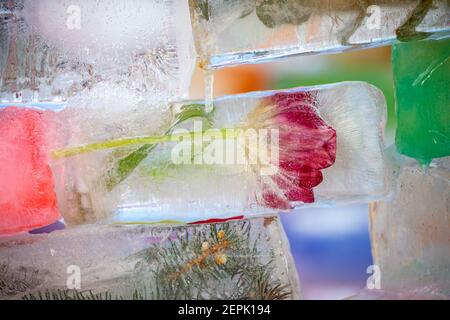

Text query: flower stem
(52, 128), (241, 159)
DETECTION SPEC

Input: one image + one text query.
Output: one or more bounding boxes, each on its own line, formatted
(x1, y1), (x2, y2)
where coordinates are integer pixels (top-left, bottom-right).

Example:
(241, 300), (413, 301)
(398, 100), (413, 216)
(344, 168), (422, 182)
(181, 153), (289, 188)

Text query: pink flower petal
(256, 91), (337, 209)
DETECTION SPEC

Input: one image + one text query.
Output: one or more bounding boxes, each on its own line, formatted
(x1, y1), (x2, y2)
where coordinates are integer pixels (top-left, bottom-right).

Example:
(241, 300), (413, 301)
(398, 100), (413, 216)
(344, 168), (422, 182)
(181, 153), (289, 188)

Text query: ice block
(368, 160), (450, 298)
(189, 0), (450, 69)
(0, 0), (195, 102)
(393, 37), (450, 165)
(51, 81), (393, 225)
(0, 105), (62, 235)
(0, 215), (300, 300)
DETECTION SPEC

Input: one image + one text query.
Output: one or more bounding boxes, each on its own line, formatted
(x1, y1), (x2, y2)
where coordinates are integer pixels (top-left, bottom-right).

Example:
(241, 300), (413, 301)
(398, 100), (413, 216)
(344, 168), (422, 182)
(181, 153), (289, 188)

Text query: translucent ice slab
(51, 81), (393, 225)
(0, 215), (301, 300)
(0, 0), (195, 102)
(189, 0), (450, 69)
(369, 160), (450, 298)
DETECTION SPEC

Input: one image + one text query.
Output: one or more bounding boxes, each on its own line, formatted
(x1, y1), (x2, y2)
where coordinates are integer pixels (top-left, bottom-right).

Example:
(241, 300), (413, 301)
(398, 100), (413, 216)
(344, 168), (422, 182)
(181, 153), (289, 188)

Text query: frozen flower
(246, 91), (336, 209)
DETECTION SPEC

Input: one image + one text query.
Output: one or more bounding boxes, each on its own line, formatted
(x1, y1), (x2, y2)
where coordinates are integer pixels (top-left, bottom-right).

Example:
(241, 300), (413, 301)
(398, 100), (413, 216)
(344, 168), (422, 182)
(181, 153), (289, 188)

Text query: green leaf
(104, 103), (215, 191)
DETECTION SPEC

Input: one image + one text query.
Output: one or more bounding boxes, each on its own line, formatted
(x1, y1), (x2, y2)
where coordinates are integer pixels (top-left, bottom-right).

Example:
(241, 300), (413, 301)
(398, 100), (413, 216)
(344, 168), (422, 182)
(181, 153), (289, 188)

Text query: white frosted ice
(0, 0), (196, 101)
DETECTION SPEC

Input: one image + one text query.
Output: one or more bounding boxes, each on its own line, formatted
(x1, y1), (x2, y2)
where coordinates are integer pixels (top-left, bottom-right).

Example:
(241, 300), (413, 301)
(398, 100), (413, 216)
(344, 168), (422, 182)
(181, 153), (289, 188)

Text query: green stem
(52, 128), (241, 159)
(105, 103), (214, 190)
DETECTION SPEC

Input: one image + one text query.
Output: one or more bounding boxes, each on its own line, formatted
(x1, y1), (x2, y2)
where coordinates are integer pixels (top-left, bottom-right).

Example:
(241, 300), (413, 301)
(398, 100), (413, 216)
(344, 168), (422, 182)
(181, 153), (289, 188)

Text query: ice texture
(368, 160), (450, 298)
(207, 82), (392, 208)
(0, 215), (301, 300)
(50, 86), (174, 225)
(189, 0), (450, 69)
(0, 0), (197, 231)
(51, 81), (393, 225)
(0, 0), (195, 102)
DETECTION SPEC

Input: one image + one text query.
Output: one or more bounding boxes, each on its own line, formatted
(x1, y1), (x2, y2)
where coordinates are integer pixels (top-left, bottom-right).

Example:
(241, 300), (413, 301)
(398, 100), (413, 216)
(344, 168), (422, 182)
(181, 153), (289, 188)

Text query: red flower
(247, 91), (336, 209)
